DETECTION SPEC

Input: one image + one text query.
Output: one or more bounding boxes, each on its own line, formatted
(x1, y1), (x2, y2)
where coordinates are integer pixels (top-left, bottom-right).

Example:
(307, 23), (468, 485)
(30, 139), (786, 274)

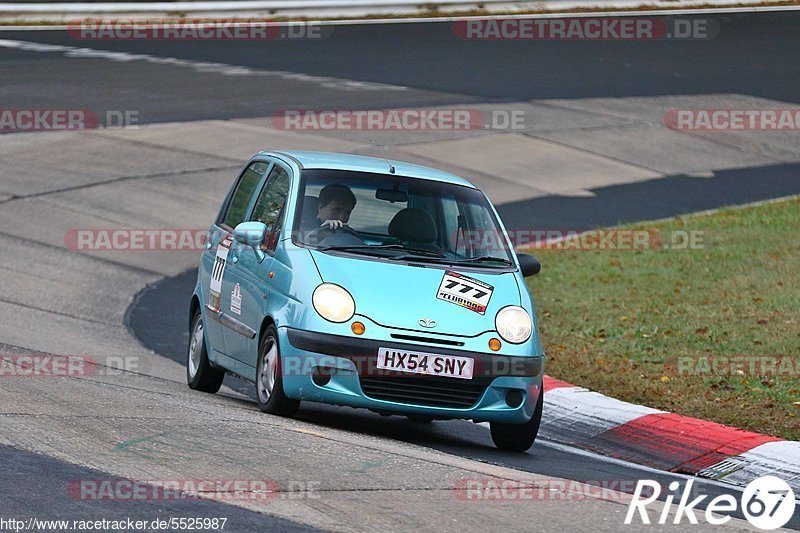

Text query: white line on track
(0, 38), (410, 92)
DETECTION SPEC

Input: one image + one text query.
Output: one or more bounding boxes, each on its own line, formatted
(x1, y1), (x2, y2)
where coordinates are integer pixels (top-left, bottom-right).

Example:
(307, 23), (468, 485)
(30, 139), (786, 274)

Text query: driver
(317, 183), (357, 230)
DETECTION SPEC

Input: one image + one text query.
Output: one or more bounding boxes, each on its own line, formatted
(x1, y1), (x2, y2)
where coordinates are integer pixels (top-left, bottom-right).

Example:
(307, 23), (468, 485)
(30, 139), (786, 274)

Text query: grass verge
(526, 197), (800, 440)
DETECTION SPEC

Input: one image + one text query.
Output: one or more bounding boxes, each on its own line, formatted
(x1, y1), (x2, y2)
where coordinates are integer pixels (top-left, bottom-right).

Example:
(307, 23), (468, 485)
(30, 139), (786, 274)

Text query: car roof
(260, 150), (477, 189)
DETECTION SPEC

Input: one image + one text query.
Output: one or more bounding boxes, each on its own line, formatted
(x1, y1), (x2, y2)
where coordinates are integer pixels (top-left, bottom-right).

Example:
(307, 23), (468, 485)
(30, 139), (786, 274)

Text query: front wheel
(255, 326), (300, 417)
(187, 310), (225, 393)
(490, 387), (543, 452)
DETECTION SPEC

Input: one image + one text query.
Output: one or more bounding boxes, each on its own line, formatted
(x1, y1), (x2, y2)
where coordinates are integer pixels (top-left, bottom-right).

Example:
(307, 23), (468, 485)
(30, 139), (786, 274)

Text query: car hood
(310, 250), (521, 337)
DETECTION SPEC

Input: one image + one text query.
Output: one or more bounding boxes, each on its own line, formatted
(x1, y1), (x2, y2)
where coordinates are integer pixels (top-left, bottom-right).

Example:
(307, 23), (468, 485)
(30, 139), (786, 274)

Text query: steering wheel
(306, 224), (365, 246)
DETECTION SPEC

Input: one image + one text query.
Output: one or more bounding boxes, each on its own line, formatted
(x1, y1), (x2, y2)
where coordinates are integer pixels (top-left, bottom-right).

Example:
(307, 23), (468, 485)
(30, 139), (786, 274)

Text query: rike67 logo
(626, 476), (796, 530)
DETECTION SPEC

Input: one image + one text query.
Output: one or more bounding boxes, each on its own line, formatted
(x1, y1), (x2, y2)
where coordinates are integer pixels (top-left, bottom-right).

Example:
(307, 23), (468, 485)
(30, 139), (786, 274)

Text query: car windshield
(293, 169), (514, 267)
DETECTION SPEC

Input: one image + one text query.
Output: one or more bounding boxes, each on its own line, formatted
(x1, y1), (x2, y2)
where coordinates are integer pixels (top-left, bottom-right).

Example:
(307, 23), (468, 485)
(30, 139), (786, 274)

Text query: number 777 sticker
(436, 271), (493, 315)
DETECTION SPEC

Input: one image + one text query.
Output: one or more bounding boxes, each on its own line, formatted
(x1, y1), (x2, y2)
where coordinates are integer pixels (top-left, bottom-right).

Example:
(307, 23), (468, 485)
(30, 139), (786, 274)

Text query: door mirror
(517, 253), (541, 277)
(233, 221), (267, 262)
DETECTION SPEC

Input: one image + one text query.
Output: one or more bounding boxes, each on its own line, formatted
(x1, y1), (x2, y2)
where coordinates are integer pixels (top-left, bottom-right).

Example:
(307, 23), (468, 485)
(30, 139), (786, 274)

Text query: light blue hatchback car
(188, 151), (546, 451)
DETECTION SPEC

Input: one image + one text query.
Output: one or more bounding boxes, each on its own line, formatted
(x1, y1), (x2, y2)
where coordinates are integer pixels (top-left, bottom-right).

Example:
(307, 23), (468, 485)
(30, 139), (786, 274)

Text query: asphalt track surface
(0, 445), (321, 533)
(2, 12), (800, 117)
(3, 10), (800, 531)
(4, 12), (800, 228)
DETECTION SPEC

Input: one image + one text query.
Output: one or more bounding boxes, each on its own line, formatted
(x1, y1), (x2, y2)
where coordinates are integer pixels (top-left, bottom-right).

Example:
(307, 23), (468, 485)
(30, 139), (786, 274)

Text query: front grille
(389, 333), (464, 347)
(359, 375), (489, 409)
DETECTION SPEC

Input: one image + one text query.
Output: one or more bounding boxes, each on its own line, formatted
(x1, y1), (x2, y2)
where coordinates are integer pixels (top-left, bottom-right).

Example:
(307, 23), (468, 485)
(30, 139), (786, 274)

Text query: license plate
(376, 348), (474, 380)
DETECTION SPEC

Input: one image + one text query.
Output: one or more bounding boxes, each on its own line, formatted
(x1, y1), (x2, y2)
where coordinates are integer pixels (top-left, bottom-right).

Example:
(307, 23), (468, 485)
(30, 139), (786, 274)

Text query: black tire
(490, 387), (544, 452)
(255, 326), (300, 417)
(187, 309), (225, 394)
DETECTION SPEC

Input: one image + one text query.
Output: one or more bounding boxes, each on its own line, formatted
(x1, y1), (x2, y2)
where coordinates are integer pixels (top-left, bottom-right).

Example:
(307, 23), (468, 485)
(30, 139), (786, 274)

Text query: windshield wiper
(455, 256), (514, 266)
(321, 244), (445, 258)
(393, 247), (446, 258)
(318, 244), (402, 257)
(320, 244), (515, 267)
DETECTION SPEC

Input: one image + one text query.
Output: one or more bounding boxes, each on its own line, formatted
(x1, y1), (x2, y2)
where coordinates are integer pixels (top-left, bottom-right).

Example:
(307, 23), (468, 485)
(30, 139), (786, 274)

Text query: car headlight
(312, 283), (355, 323)
(495, 306), (532, 344)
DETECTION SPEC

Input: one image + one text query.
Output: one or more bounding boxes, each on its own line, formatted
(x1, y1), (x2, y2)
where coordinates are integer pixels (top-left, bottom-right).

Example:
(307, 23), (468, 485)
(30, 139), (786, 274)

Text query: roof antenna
(369, 137), (395, 174)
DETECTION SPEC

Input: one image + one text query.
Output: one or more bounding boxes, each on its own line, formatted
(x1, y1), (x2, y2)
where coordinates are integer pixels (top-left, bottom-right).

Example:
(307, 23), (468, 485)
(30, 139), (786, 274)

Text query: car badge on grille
(418, 318), (437, 328)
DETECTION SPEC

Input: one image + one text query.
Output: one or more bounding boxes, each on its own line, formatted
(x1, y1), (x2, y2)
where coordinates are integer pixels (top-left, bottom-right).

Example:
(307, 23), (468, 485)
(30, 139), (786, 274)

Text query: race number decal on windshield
(209, 234), (233, 312)
(436, 271), (493, 314)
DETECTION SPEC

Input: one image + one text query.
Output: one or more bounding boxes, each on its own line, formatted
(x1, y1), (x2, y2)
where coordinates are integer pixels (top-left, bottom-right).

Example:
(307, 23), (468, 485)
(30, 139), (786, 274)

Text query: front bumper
(279, 327), (544, 423)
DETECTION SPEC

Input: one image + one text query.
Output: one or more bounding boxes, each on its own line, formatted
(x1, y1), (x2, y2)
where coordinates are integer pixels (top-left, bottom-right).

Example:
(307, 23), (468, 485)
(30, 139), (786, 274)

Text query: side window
(221, 161), (268, 229)
(463, 201), (497, 257)
(251, 164), (291, 250)
(439, 195), (464, 254)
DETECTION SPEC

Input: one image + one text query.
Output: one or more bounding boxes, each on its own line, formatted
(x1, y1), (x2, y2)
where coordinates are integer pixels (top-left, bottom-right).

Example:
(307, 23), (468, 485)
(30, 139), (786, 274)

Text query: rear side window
(221, 161), (268, 229)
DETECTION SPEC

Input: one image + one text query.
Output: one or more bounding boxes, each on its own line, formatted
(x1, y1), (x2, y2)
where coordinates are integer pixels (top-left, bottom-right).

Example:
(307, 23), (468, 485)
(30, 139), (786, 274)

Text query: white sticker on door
(231, 283), (242, 315)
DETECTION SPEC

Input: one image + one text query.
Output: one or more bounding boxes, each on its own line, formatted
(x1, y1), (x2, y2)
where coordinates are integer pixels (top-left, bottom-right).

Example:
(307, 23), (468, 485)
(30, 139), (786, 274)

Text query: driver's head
(318, 184), (357, 224)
